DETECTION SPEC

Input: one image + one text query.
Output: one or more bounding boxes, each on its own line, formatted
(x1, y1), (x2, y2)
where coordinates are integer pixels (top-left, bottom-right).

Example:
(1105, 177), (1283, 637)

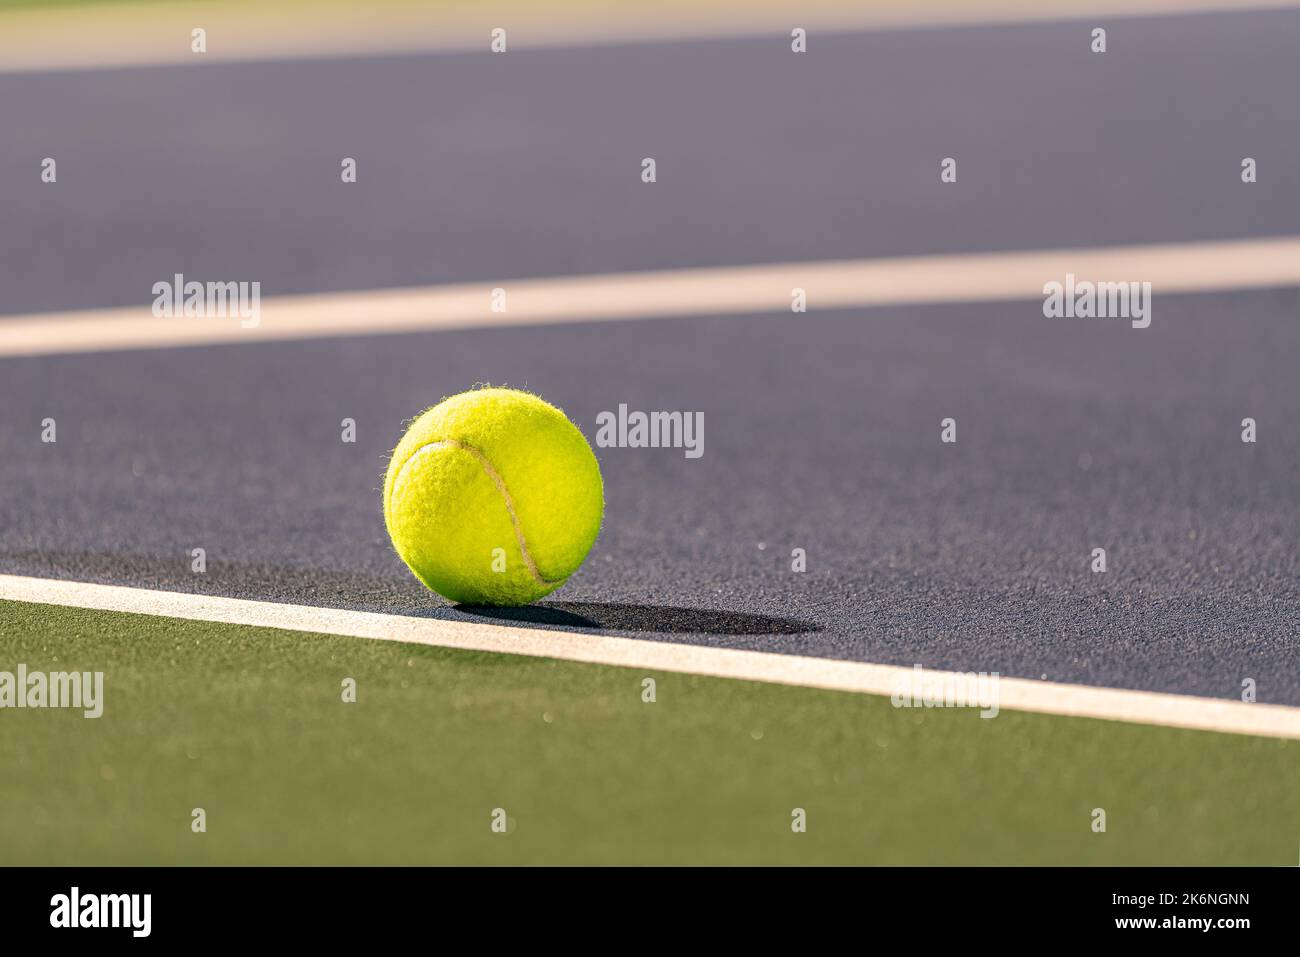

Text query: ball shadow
(454, 601), (819, 636)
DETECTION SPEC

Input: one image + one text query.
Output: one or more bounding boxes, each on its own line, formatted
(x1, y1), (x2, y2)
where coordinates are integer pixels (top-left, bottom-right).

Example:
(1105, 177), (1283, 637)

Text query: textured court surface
(2, 16), (1297, 702)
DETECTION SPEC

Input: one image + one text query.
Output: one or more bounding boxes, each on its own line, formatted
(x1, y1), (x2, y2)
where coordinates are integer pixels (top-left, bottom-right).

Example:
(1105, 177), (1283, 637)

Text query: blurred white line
(2, 0), (1298, 74)
(2, 237), (1299, 358)
(2, 574), (1298, 739)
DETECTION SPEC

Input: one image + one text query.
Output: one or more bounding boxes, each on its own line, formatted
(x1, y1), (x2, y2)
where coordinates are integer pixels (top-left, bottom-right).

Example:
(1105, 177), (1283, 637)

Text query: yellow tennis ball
(383, 387), (604, 606)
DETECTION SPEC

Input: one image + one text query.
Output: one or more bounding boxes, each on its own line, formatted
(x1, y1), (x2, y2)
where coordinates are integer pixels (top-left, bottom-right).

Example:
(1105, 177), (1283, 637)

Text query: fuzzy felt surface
(384, 388), (604, 605)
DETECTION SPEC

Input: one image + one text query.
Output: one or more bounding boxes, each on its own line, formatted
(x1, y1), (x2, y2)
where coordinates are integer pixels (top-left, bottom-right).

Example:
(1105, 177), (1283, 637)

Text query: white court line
(3, 236), (1300, 358)
(1, 1), (1297, 75)
(2, 574), (1297, 740)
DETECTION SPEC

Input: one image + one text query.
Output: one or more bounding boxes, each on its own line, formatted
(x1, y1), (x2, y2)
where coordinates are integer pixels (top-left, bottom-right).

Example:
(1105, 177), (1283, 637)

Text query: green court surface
(1, 599), (1295, 865)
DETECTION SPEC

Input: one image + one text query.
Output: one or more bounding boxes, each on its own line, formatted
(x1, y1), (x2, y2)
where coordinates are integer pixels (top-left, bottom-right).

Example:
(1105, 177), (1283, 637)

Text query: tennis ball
(383, 387), (603, 606)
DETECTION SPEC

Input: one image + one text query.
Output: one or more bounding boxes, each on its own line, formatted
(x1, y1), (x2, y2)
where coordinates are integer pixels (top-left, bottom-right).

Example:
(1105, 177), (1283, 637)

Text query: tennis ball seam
(394, 439), (563, 588)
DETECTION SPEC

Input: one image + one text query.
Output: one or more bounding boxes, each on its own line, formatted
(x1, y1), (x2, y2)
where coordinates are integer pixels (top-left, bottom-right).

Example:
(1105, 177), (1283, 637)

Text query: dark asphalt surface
(2, 11), (1299, 313)
(1, 10), (1297, 705)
